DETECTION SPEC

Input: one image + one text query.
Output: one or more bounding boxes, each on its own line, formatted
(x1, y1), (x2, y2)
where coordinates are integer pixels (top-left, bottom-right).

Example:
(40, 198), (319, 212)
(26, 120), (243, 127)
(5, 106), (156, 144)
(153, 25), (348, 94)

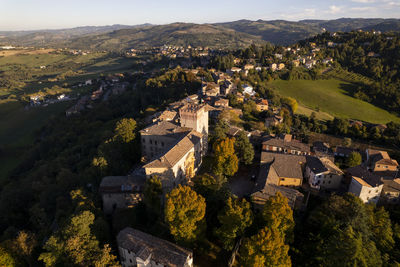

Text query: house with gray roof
(262, 135), (311, 156)
(305, 156), (344, 190)
(347, 165), (384, 204)
(117, 227), (193, 267)
(251, 152), (305, 210)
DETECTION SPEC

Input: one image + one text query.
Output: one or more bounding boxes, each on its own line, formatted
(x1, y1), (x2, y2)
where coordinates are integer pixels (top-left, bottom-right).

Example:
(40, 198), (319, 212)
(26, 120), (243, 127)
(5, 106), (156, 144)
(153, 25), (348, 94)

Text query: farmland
(0, 50), (139, 182)
(269, 79), (400, 124)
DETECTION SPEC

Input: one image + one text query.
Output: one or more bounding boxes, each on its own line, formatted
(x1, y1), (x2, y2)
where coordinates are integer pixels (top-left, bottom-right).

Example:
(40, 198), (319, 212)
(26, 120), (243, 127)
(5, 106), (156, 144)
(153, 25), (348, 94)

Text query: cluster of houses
(28, 93), (72, 107)
(124, 44), (216, 68)
(252, 133), (400, 211)
(66, 75), (129, 116)
(96, 85), (400, 266)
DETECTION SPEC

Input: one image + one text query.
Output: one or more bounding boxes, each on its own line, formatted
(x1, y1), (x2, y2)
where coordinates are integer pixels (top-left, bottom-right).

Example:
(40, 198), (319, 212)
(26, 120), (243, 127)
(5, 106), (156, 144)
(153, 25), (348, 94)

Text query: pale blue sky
(1, 0), (400, 30)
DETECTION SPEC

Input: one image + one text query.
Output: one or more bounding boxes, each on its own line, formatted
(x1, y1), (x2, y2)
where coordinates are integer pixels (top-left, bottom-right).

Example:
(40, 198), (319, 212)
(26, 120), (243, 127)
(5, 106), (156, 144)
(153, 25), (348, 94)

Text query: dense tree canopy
(215, 197), (253, 250)
(165, 185), (206, 244)
(212, 138), (239, 177)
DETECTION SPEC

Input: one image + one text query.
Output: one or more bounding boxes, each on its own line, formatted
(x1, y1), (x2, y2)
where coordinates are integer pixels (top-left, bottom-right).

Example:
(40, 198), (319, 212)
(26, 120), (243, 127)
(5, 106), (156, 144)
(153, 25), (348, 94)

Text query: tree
(215, 197), (253, 250)
(144, 176), (163, 215)
(39, 210), (118, 266)
(12, 231), (37, 266)
(281, 97), (298, 113)
(165, 185), (206, 244)
(234, 131), (255, 165)
(302, 194), (384, 266)
(113, 118), (136, 143)
(213, 138), (239, 177)
(240, 226), (291, 267)
(261, 192), (295, 243)
(346, 151), (362, 167)
(0, 246), (15, 267)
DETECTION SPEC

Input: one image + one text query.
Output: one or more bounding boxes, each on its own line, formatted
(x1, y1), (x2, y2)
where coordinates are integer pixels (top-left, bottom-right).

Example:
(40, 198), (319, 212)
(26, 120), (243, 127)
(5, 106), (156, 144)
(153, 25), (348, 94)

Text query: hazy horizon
(1, 0), (400, 31)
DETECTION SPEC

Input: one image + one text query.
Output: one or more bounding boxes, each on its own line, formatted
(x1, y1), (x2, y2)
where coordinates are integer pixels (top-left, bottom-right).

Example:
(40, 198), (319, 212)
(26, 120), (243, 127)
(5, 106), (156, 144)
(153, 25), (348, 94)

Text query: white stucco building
(347, 165), (384, 203)
(305, 156), (344, 190)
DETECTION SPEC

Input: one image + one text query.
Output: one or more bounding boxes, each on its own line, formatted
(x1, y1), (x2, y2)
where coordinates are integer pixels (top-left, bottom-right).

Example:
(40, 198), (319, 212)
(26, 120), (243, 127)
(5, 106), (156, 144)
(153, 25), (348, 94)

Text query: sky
(1, 0), (400, 31)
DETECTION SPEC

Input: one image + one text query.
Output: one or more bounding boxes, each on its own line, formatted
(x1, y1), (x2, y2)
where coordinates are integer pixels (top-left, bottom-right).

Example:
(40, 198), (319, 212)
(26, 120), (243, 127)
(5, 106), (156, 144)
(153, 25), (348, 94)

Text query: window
(369, 190), (371, 194)
(328, 181), (331, 184)
(280, 178), (285, 181)
(155, 141), (158, 145)
(161, 142), (164, 147)
(142, 138), (145, 143)
(149, 139), (152, 144)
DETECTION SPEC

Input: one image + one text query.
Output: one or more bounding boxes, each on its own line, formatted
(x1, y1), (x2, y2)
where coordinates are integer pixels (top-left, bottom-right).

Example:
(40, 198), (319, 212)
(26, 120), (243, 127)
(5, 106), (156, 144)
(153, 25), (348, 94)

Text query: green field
(270, 79), (400, 124)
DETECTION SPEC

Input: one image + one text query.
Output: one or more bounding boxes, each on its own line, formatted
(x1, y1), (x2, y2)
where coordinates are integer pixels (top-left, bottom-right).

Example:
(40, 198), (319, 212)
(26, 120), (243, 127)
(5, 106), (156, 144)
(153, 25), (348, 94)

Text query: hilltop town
(1, 26), (400, 267)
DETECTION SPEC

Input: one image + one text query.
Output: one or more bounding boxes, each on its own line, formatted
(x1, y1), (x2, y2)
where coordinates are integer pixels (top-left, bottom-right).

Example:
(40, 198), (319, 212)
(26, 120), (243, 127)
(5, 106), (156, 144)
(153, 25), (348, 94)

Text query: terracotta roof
(383, 178), (400, 193)
(140, 121), (190, 137)
(251, 184), (303, 209)
(261, 152), (306, 179)
(306, 156), (343, 175)
(144, 131), (202, 169)
(347, 165), (383, 187)
(117, 227), (192, 267)
(262, 137), (310, 153)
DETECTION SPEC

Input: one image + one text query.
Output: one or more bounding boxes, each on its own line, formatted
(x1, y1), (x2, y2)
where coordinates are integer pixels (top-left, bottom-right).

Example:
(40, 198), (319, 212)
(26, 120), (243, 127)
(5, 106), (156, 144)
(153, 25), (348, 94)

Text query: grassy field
(270, 79), (400, 124)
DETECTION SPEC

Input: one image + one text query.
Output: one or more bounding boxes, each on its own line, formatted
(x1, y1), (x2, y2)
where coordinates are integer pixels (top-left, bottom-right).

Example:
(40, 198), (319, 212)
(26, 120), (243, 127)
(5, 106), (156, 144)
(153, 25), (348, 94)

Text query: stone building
(305, 156), (344, 190)
(140, 103), (209, 190)
(347, 165), (384, 204)
(99, 175), (145, 214)
(117, 227), (193, 267)
(179, 103), (208, 154)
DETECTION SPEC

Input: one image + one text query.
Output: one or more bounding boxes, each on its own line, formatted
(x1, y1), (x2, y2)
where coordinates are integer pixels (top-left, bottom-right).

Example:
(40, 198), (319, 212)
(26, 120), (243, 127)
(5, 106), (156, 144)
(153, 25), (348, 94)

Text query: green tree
(144, 176), (163, 215)
(215, 197), (253, 250)
(346, 151), (362, 167)
(113, 118), (137, 143)
(281, 97), (298, 113)
(39, 210), (118, 266)
(165, 185), (206, 244)
(0, 246), (15, 267)
(234, 131), (255, 165)
(303, 194), (384, 266)
(240, 226), (291, 267)
(213, 138), (239, 177)
(262, 192), (295, 243)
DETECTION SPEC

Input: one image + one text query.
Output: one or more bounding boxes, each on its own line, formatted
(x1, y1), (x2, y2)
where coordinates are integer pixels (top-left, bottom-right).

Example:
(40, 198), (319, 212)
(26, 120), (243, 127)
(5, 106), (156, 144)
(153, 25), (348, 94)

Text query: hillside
(64, 23), (265, 51)
(215, 19), (323, 45)
(1, 18), (400, 50)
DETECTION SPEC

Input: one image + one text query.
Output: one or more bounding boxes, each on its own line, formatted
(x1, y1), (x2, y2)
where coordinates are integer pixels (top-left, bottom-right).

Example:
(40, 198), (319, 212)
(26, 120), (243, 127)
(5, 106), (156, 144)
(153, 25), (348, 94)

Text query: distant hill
(63, 23), (265, 51)
(0, 24), (151, 46)
(300, 18), (389, 32)
(1, 18), (400, 50)
(214, 19), (322, 45)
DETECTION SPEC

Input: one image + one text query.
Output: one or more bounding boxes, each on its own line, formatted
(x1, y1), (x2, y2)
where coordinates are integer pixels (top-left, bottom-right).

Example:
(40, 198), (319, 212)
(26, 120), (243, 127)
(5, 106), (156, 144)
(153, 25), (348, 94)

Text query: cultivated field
(270, 79), (400, 124)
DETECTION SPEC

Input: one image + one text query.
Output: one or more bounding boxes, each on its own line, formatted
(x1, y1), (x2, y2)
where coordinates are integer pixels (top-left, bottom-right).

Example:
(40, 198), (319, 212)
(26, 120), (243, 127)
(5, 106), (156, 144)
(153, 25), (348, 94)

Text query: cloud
(351, 0), (376, 3)
(350, 6), (375, 11)
(328, 5), (342, 14)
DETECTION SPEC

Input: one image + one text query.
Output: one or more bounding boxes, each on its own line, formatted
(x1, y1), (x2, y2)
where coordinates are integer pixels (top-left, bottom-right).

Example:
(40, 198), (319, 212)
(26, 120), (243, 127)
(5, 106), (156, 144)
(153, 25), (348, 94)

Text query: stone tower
(179, 103), (209, 153)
